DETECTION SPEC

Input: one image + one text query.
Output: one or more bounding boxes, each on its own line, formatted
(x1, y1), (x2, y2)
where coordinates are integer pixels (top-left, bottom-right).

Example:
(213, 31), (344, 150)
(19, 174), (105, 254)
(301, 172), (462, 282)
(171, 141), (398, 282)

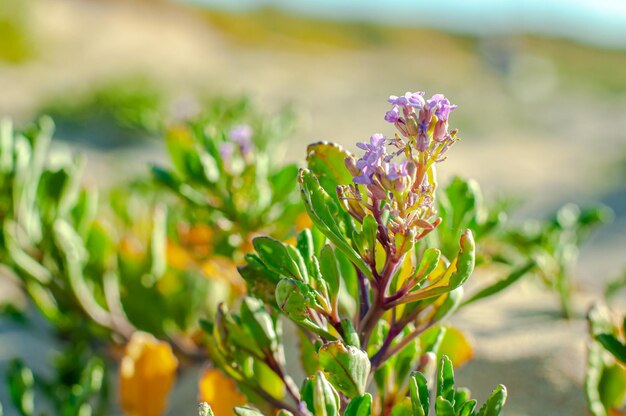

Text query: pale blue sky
(180, 0), (626, 49)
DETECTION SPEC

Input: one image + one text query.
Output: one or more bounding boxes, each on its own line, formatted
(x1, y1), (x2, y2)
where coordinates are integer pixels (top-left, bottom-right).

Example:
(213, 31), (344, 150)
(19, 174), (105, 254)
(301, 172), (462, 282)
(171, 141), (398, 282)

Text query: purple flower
(228, 124), (252, 142)
(405, 92), (425, 108)
(353, 169), (374, 185)
(388, 92), (425, 109)
(387, 161), (408, 181)
(426, 94), (457, 121)
(228, 124), (253, 154)
(353, 134), (387, 185)
(219, 142), (235, 160)
(384, 105), (400, 123)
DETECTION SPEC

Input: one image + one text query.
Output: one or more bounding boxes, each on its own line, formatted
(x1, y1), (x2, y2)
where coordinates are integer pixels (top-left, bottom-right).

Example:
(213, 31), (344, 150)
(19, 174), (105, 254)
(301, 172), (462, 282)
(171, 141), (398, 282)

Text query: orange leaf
(198, 368), (246, 415)
(120, 332), (178, 416)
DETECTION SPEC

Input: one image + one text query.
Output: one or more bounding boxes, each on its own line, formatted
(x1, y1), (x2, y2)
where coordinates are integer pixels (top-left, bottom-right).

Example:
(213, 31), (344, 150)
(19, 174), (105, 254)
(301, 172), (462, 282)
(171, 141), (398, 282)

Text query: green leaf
(233, 407), (266, 416)
(275, 279), (335, 339)
(599, 364), (626, 411)
(453, 388), (471, 413)
(458, 400), (477, 416)
(409, 371), (429, 416)
(434, 396), (455, 416)
(437, 356), (455, 405)
(150, 204), (167, 280)
(298, 329), (320, 375)
(389, 399), (413, 416)
(319, 245), (340, 306)
(341, 319), (361, 349)
(410, 248), (441, 290)
(301, 371), (340, 416)
(240, 297), (278, 353)
(254, 237), (308, 282)
(298, 169), (372, 280)
(596, 334), (626, 365)
(461, 261), (535, 307)
(318, 341), (370, 398)
(344, 393), (372, 416)
(238, 254), (281, 306)
(476, 385), (507, 416)
(401, 230), (475, 304)
(199, 402), (215, 416)
(306, 142), (354, 195)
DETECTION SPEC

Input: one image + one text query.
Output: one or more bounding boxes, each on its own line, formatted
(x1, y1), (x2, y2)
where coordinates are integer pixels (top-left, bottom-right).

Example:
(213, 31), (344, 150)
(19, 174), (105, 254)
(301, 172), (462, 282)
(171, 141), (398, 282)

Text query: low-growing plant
(0, 90), (573, 415)
(0, 99), (302, 414)
(201, 91), (509, 414)
(505, 203), (612, 318)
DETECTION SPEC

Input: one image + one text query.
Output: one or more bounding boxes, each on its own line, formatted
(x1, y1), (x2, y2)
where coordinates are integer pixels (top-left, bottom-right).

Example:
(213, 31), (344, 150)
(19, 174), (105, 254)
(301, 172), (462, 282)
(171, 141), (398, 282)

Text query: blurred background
(1, 0), (625, 414)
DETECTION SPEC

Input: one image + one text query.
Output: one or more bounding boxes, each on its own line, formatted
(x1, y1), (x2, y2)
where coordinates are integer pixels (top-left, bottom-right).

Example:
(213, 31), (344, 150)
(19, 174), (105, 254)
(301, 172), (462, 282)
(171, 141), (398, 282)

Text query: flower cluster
(339, 91), (459, 247)
(220, 123), (253, 160)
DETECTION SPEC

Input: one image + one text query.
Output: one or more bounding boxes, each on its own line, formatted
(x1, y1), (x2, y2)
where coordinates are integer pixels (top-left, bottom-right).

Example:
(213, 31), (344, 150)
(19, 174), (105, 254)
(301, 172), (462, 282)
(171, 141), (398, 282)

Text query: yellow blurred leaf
(166, 240), (194, 270)
(120, 332), (178, 416)
(199, 368), (246, 415)
(296, 212), (313, 231)
(438, 326), (474, 368)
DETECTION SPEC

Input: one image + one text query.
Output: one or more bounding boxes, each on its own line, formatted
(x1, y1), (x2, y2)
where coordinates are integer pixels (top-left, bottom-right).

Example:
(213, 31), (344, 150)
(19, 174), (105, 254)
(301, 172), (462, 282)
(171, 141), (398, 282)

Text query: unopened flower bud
(394, 118), (410, 137)
(433, 120), (447, 142)
(405, 161), (417, 182)
(406, 115), (419, 137)
(344, 156), (361, 176)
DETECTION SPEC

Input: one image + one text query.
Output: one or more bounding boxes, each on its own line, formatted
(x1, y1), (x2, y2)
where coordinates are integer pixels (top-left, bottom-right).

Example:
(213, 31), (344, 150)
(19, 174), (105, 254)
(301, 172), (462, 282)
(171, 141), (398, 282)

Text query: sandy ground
(1, 0), (625, 414)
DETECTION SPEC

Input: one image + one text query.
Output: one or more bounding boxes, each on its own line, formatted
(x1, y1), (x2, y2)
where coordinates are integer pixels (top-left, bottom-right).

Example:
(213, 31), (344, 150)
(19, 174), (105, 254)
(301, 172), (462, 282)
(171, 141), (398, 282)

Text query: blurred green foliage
(0, 0), (35, 63)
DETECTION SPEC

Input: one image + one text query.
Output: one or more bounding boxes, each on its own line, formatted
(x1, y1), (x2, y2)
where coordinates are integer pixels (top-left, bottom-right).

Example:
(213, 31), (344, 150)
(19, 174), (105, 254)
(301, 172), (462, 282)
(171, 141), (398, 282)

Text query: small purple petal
(426, 94), (457, 121)
(228, 124), (252, 142)
(370, 133), (385, 147)
(387, 95), (408, 106)
(405, 91), (425, 108)
(384, 105), (400, 123)
(387, 161), (408, 181)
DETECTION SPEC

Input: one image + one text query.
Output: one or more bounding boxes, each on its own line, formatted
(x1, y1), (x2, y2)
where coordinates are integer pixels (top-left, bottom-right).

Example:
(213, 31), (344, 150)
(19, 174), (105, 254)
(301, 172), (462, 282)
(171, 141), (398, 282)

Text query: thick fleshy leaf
(240, 297), (278, 353)
(319, 245), (340, 306)
(318, 341), (370, 398)
(238, 254), (281, 307)
(409, 371), (429, 416)
(435, 396), (455, 416)
(344, 393), (372, 416)
(120, 332), (178, 416)
(399, 230), (475, 304)
(301, 371), (340, 416)
(389, 398), (412, 416)
(598, 364), (626, 411)
(476, 385), (507, 416)
(298, 169), (372, 280)
(306, 142), (354, 195)
(198, 402), (215, 416)
(233, 407), (266, 416)
(275, 279), (335, 339)
(253, 237), (308, 282)
(437, 356), (455, 405)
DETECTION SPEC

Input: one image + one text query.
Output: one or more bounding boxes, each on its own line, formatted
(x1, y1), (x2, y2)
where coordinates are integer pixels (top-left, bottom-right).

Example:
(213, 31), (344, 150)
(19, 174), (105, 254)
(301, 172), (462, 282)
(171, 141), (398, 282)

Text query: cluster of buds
(339, 91), (459, 251)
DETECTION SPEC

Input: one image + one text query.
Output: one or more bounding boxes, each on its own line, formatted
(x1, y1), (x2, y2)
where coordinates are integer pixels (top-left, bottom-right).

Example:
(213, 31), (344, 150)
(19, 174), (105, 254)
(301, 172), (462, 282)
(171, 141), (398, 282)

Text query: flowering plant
(205, 91), (508, 415)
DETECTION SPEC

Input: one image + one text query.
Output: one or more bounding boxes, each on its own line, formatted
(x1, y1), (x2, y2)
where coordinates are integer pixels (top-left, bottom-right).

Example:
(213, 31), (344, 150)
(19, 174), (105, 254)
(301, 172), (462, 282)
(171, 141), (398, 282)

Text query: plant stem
(357, 268), (371, 321)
